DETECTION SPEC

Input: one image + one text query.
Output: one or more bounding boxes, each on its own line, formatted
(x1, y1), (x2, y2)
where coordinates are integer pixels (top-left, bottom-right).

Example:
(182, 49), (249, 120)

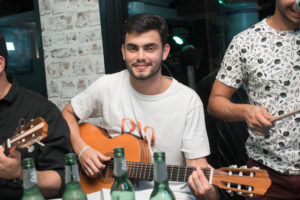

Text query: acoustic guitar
(79, 123), (271, 197)
(2, 117), (48, 151)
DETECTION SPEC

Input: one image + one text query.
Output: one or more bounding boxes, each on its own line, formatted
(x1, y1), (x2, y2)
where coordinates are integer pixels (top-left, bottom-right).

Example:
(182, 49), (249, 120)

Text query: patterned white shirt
(216, 18), (300, 174)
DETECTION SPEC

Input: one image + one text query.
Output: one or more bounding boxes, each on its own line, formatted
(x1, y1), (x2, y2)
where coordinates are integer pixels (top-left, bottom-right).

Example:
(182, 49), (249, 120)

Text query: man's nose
(137, 49), (145, 61)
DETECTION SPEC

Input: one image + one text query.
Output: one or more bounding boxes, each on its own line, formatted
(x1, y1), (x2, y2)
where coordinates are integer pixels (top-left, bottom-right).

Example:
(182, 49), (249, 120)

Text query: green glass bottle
(21, 158), (45, 200)
(149, 152), (175, 200)
(110, 147), (135, 200)
(62, 153), (87, 200)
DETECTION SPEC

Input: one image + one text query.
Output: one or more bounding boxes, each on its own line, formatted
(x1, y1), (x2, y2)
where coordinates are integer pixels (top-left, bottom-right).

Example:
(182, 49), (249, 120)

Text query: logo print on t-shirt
(121, 118), (155, 146)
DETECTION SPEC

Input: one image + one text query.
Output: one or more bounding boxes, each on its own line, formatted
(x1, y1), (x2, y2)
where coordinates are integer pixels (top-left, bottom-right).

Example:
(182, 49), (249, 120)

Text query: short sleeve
(181, 96), (210, 159)
(71, 77), (104, 120)
(216, 35), (247, 89)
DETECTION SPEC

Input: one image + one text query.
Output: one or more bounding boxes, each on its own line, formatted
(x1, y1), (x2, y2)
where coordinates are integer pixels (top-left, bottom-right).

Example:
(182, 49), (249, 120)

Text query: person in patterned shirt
(201, 0), (300, 199)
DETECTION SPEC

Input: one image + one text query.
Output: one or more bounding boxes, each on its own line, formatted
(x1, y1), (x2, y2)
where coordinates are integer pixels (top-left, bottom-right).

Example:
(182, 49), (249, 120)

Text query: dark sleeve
(36, 102), (72, 197)
(219, 188), (231, 200)
(218, 188), (246, 200)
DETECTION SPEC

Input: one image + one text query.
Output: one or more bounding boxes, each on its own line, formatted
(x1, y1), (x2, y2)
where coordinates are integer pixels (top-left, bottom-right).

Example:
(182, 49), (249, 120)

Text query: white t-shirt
(217, 18), (300, 174)
(72, 69), (210, 199)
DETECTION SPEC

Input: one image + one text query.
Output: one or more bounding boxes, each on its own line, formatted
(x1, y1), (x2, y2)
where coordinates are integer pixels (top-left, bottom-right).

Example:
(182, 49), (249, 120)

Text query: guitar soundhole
(98, 164), (114, 184)
(100, 177), (114, 184)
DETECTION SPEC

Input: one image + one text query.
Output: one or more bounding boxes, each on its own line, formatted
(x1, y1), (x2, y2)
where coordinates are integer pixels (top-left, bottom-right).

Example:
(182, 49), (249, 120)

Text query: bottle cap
(154, 152), (165, 163)
(65, 153), (77, 165)
(113, 147), (124, 158)
(22, 158), (35, 169)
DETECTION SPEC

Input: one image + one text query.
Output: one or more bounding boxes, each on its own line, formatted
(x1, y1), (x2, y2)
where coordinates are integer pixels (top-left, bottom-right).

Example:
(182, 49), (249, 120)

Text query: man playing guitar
(62, 14), (219, 200)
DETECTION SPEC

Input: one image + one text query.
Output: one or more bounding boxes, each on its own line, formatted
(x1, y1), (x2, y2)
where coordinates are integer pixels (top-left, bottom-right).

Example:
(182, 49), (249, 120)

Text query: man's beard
(126, 62), (162, 81)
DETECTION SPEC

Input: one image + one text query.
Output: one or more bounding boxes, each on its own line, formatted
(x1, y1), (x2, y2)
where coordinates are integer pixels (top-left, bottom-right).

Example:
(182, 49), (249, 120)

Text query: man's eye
(146, 46), (156, 51)
(127, 46), (137, 51)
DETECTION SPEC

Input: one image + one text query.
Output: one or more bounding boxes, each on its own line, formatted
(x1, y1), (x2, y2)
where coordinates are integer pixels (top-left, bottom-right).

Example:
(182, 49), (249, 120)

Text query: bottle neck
(65, 164), (80, 184)
(114, 157), (127, 177)
(154, 161), (168, 184)
(23, 167), (38, 190)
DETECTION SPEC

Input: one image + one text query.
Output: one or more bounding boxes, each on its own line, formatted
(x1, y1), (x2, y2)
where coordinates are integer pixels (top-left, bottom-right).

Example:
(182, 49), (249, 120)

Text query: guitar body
(79, 123), (151, 194)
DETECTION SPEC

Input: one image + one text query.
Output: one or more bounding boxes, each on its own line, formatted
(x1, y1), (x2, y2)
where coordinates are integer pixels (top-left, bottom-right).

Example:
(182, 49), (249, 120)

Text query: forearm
(186, 157), (209, 167)
(208, 95), (250, 122)
(36, 170), (61, 198)
(62, 103), (87, 154)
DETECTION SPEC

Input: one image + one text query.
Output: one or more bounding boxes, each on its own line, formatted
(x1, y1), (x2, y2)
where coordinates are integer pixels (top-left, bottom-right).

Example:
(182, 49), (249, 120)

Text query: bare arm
(207, 80), (274, 133)
(36, 170), (61, 197)
(62, 102), (110, 177)
(186, 157), (209, 168)
(186, 157), (220, 200)
(62, 103), (86, 155)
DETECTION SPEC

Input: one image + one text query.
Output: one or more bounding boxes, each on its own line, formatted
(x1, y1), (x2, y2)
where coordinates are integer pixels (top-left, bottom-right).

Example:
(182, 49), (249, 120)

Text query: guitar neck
(126, 161), (210, 182)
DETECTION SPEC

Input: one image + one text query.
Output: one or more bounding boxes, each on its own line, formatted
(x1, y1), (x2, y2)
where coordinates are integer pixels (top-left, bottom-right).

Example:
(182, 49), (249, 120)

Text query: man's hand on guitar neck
(0, 146), (22, 180)
(78, 145), (111, 178)
(188, 167), (220, 200)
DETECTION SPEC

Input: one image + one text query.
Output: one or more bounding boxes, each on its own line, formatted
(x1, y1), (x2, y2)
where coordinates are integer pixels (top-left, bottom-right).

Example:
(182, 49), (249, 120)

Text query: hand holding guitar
(189, 166), (220, 200)
(0, 145), (22, 180)
(0, 117), (48, 180)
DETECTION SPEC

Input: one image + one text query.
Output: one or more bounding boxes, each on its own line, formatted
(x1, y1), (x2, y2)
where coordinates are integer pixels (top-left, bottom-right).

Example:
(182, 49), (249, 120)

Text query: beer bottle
(21, 158), (45, 200)
(149, 152), (175, 200)
(110, 147), (135, 200)
(62, 153), (87, 200)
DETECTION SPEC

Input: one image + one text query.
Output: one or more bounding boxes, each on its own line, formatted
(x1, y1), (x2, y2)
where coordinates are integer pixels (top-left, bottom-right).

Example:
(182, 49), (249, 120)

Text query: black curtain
(99, 0), (128, 74)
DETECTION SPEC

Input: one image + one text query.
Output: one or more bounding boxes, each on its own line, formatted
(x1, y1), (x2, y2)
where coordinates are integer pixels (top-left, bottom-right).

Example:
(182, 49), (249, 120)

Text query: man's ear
(0, 56), (5, 73)
(162, 43), (170, 61)
(121, 44), (125, 60)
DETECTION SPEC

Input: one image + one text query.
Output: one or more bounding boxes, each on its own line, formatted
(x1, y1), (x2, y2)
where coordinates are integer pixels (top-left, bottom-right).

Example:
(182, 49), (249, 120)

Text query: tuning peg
(27, 145), (35, 153)
(226, 182), (232, 194)
(248, 193), (255, 198)
(251, 166), (260, 170)
(226, 189), (232, 194)
(229, 165), (238, 168)
(248, 186), (253, 192)
(241, 165), (247, 168)
(36, 141), (45, 147)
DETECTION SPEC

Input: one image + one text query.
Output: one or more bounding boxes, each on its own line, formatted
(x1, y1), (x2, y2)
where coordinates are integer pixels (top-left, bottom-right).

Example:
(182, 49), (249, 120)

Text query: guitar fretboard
(128, 162), (196, 182)
(106, 161), (214, 182)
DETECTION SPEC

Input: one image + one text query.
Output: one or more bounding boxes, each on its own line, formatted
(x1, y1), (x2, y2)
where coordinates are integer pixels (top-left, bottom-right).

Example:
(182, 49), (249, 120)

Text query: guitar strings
(104, 161), (229, 178)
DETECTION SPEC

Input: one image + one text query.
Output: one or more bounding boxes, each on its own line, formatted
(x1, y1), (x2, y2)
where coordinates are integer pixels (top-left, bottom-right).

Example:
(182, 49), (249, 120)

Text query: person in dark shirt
(0, 32), (71, 199)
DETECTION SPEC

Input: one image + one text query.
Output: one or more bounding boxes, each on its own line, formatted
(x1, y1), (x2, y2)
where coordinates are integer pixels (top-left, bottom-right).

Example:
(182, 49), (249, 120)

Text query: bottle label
(154, 162), (168, 183)
(114, 157), (127, 177)
(23, 168), (38, 190)
(65, 165), (80, 183)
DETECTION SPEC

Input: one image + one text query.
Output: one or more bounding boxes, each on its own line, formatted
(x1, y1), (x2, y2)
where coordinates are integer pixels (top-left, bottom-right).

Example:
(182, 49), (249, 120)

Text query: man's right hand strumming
(62, 102), (111, 178)
(77, 145), (111, 177)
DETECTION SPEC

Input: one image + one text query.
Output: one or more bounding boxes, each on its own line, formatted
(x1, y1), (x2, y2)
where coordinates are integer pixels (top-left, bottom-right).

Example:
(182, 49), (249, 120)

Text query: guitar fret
(176, 166), (180, 182)
(148, 163), (151, 180)
(183, 166), (187, 182)
(140, 163), (146, 179)
(170, 165), (173, 181)
(137, 163), (141, 179)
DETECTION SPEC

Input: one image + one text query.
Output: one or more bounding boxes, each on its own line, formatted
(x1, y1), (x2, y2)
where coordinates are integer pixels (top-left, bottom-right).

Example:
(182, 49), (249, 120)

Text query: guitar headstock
(213, 165), (271, 198)
(9, 117), (48, 150)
